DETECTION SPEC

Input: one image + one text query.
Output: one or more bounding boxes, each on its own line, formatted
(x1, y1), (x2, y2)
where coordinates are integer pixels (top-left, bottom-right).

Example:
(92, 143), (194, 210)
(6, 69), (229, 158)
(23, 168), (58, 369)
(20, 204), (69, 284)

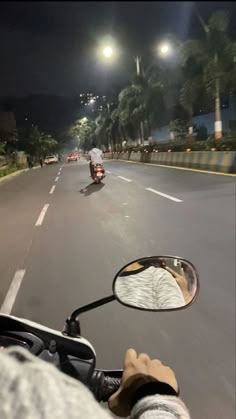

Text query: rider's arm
(131, 394), (190, 419)
(109, 349), (191, 419)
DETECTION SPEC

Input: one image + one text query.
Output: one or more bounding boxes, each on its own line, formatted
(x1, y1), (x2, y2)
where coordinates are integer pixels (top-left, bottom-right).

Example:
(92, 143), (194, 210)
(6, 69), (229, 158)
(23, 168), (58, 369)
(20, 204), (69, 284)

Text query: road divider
(118, 176), (132, 182)
(35, 204), (50, 226)
(1, 269), (26, 314)
(49, 185), (56, 194)
(105, 151), (236, 175)
(145, 188), (183, 203)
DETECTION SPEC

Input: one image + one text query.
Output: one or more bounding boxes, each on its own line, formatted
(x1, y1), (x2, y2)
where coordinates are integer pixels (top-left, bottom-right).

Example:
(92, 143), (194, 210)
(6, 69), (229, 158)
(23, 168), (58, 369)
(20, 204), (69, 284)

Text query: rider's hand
(165, 266), (192, 304)
(108, 348), (178, 417)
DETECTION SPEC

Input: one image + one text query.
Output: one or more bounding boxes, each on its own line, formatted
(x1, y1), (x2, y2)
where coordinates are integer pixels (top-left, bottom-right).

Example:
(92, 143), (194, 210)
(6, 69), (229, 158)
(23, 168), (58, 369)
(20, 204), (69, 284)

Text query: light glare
(103, 46), (113, 58)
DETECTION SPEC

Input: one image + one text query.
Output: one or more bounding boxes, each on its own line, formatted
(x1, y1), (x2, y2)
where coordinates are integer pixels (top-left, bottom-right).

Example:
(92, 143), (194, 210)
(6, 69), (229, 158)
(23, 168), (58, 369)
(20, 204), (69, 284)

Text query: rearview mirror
(113, 256), (199, 311)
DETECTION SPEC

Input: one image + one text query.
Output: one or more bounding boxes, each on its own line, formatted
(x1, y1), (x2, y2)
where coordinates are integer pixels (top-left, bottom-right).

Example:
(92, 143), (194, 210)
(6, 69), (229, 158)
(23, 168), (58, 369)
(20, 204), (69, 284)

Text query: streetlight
(103, 46), (113, 58)
(158, 42), (172, 57)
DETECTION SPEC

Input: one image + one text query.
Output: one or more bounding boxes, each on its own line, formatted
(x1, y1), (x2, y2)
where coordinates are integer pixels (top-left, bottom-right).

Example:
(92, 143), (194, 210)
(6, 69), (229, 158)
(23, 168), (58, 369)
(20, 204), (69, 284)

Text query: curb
(0, 165), (40, 185)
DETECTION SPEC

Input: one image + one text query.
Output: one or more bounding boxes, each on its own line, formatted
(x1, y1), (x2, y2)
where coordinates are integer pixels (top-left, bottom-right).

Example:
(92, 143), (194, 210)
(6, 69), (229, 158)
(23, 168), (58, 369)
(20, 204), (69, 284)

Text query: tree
(0, 130), (18, 154)
(179, 56), (204, 137)
(18, 126), (58, 157)
(182, 10), (235, 139)
(118, 79), (149, 144)
(69, 117), (96, 151)
(95, 111), (112, 150)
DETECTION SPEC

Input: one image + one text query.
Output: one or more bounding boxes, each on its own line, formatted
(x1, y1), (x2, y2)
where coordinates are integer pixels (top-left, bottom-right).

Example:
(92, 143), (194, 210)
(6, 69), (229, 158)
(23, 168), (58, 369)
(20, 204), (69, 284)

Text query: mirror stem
(70, 295), (115, 321)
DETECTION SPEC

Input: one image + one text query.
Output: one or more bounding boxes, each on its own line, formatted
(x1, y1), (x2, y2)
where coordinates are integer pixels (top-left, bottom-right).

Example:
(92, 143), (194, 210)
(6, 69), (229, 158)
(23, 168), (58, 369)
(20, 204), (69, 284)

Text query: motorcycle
(0, 255), (199, 402)
(92, 163), (105, 184)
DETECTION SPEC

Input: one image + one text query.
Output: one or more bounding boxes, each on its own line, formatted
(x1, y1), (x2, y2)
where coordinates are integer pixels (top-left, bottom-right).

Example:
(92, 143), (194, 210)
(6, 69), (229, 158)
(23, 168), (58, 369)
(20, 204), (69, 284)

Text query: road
(0, 159), (235, 419)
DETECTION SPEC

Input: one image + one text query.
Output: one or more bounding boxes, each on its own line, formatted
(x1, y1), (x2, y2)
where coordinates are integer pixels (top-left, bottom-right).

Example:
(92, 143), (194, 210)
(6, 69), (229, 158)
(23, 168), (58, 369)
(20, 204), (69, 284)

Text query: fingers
(124, 348), (137, 368)
(165, 266), (178, 278)
(138, 353), (150, 363)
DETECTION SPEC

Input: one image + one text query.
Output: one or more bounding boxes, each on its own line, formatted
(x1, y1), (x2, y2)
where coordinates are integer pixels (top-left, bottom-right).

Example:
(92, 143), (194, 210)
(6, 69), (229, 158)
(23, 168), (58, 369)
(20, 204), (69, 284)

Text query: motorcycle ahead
(0, 255), (199, 402)
(92, 163), (105, 184)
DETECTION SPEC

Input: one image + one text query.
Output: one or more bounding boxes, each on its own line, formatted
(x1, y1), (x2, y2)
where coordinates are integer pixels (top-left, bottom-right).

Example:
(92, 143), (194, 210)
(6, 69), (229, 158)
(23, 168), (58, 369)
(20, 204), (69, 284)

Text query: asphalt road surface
(0, 159), (235, 419)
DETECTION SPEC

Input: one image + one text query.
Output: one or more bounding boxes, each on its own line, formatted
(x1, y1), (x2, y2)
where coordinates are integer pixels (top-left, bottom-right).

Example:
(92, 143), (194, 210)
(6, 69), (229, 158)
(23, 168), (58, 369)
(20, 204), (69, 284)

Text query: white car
(44, 155), (58, 165)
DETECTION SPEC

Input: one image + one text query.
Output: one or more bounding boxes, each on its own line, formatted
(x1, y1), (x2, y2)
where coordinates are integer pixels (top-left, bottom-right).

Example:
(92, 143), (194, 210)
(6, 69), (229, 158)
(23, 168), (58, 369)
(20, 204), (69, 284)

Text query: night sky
(0, 1), (235, 98)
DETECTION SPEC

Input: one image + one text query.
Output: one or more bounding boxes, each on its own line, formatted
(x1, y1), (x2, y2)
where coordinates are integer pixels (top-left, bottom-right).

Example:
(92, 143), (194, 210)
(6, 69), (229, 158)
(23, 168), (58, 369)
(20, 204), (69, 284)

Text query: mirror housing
(113, 256), (199, 312)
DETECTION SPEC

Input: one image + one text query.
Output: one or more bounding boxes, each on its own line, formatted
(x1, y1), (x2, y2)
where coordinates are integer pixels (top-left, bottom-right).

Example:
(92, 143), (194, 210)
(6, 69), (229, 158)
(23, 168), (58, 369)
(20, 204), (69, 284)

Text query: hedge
(124, 135), (236, 153)
(0, 163), (27, 178)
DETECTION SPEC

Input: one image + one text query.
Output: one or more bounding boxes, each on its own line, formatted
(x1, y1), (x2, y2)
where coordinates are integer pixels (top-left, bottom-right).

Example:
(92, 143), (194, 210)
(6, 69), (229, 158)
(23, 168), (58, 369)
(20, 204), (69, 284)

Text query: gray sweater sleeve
(0, 347), (190, 419)
(131, 395), (191, 419)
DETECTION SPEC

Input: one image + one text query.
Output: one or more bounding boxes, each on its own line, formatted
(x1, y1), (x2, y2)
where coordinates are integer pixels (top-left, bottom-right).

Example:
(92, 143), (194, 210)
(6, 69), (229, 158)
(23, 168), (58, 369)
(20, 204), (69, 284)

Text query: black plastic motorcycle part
(90, 370), (121, 402)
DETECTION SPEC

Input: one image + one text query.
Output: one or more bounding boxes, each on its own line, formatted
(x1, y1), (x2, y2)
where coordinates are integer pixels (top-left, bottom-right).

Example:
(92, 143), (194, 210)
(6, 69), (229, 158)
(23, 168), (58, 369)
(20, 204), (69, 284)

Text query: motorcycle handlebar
(102, 376), (121, 402)
(90, 371), (121, 402)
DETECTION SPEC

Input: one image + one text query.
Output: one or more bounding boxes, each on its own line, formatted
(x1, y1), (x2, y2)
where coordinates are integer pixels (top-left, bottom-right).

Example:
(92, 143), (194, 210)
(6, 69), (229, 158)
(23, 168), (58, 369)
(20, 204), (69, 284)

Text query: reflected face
(113, 257), (199, 311)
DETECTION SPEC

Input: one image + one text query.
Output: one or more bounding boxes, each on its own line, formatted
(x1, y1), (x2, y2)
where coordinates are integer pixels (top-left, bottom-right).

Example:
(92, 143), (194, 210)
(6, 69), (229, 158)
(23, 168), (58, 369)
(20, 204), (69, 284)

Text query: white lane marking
(49, 185), (56, 194)
(122, 202), (127, 205)
(55, 176), (59, 182)
(124, 215), (130, 218)
(59, 168), (62, 172)
(118, 176), (132, 182)
(106, 170), (112, 174)
(57, 171), (61, 176)
(1, 270), (26, 314)
(145, 188), (183, 203)
(35, 204), (50, 226)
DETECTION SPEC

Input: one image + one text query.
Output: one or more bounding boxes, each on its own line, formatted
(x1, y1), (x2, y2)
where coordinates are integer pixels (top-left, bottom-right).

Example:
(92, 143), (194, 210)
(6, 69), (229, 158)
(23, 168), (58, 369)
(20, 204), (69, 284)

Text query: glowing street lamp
(158, 42), (172, 57)
(103, 46), (113, 58)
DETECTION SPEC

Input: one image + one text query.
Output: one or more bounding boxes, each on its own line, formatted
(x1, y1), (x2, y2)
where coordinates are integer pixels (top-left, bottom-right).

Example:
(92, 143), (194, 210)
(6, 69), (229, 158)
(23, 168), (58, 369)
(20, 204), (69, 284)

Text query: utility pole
(135, 56), (141, 76)
(106, 102), (113, 152)
(135, 56), (144, 145)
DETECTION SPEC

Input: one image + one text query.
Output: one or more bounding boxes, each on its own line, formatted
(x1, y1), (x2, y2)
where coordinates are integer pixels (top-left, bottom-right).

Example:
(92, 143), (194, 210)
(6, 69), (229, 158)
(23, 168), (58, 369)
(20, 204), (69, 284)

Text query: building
(79, 93), (108, 113)
(151, 95), (236, 143)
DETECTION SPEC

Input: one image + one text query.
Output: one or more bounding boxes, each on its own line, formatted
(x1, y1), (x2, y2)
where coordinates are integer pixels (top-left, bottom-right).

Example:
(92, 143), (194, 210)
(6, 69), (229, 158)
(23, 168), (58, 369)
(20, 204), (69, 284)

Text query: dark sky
(0, 1), (235, 98)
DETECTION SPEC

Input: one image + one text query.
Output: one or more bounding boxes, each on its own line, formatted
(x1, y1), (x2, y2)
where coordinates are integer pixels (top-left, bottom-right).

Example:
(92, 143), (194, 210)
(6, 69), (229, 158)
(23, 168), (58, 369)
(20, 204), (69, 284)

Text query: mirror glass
(113, 256), (199, 311)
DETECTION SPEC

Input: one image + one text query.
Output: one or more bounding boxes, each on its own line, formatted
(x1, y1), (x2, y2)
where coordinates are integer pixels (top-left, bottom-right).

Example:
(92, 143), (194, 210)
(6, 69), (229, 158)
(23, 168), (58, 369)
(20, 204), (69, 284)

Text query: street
(0, 159), (235, 419)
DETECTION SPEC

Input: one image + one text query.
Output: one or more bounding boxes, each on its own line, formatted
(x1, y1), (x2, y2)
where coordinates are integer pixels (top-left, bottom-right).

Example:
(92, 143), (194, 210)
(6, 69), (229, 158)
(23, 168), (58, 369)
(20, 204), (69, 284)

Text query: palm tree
(182, 10), (235, 139)
(179, 56), (204, 138)
(118, 83), (146, 145)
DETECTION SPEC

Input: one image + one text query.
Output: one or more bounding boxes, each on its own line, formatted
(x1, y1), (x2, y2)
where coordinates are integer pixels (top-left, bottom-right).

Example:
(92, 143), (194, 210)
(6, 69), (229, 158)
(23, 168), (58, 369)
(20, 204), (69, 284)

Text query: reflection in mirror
(113, 256), (199, 311)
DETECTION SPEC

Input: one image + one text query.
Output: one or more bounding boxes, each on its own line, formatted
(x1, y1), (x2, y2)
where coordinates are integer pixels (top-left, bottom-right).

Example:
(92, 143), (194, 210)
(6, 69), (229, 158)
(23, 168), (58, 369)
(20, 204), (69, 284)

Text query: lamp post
(101, 40), (173, 146)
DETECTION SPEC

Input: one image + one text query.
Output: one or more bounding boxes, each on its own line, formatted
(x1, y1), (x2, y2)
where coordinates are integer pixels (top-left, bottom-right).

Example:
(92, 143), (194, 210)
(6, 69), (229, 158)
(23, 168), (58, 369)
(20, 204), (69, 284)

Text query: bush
(0, 163), (27, 178)
(126, 135), (236, 153)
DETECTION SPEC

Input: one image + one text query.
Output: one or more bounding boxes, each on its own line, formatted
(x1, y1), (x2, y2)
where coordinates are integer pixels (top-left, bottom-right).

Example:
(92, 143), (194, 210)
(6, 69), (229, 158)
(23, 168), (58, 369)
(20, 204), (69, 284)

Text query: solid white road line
(55, 176), (59, 182)
(49, 185), (56, 194)
(145, 188), (183, 203)
(1, 269), (26, 314)
(118, 176), (132, 182)
(35, 204), (50, 226)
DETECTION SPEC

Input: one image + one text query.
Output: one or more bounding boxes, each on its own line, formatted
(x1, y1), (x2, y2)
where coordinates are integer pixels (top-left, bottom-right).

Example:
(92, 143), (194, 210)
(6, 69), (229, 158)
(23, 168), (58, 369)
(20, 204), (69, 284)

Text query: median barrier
(105, 151), (236, 174)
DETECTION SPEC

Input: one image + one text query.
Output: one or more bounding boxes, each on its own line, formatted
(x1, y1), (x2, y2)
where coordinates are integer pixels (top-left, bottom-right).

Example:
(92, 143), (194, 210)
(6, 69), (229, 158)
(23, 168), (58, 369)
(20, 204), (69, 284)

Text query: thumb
(108, 387), (129, 418)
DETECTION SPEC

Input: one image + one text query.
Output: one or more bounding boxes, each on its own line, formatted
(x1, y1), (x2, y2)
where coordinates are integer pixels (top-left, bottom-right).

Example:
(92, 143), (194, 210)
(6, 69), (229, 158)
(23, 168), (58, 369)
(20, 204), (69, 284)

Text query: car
(44, 155), (59, 165)
(67, 153), (78, 163)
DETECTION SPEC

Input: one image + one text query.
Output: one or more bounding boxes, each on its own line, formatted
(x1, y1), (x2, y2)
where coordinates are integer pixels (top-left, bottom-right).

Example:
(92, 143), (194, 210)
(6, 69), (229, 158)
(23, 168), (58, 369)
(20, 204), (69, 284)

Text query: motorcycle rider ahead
(88, 140), (104, 179)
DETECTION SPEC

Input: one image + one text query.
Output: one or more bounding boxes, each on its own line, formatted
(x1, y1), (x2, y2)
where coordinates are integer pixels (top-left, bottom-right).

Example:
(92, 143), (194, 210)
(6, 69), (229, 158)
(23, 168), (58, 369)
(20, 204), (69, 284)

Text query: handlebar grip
(101, 376), (121, 402)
